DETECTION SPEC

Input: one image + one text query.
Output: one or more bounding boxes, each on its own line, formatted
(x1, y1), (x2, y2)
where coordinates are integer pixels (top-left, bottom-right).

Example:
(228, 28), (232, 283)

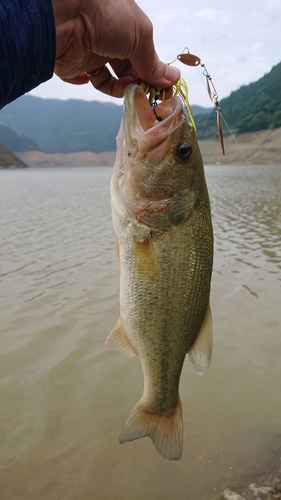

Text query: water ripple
(0, 165), (280, 500)
(207, 164), (281, 275)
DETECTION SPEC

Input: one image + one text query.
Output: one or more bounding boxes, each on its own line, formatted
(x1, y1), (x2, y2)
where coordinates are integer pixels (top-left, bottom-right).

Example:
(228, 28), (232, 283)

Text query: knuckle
(142, 16), (153, 38)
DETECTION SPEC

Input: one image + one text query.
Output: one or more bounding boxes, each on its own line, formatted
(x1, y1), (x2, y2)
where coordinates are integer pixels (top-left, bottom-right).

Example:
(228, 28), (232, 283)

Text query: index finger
(86, 64), (134, 97)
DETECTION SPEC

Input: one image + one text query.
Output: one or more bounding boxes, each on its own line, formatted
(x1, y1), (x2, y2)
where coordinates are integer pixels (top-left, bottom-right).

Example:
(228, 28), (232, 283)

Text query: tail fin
(119, 398), (183, 462)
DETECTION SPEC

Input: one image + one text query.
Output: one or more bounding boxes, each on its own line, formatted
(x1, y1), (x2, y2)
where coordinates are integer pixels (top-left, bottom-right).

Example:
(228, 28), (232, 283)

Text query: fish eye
(176, 143), (192, 160)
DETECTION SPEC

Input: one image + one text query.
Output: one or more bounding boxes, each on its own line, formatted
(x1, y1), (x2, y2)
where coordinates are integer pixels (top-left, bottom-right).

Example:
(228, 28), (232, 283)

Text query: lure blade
(206, 76), (214, 103)
(216, 110), (225, 157)
(177, 53), (201, 67)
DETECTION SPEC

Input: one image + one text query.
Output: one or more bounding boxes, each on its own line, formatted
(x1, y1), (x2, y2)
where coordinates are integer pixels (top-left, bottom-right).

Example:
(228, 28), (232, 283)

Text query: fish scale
(106, 83), (213, 462)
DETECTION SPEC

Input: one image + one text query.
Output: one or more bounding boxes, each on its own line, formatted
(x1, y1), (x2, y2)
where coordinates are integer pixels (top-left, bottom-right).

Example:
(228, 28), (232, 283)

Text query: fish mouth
(124, 84), (184, 155)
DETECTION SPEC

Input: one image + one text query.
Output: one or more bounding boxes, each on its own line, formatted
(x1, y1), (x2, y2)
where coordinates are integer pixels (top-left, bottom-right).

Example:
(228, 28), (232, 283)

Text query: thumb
(140, 58), (181, 88)
(130, 23), (180, 87)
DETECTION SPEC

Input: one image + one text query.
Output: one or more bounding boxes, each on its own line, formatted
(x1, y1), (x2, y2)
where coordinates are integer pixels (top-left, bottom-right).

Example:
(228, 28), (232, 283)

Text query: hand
(51, 0), (180, 97)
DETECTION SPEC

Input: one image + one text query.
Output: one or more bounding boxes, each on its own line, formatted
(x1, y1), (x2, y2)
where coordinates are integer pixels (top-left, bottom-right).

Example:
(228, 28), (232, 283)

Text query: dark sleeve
(0, 0), (56, 110)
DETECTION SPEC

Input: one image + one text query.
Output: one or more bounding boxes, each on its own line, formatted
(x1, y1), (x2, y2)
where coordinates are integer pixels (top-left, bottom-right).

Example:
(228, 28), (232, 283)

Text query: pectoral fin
(105, 318), (136, 357)
(188, 304), (213, 375)
(134, 235), (158, 283)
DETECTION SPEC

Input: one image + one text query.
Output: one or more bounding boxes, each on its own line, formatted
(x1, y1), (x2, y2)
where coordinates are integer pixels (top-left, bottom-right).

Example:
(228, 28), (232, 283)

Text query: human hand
(51, 0), (180, 97)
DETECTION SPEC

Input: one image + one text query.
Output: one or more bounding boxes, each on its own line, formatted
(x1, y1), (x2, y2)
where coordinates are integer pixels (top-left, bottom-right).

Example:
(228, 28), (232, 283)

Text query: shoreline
(215, 446), (281, 499)
(12, 127), (281, 168)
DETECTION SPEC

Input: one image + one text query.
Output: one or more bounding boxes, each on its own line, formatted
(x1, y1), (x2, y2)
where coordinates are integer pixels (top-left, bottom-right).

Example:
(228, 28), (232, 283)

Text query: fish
(106, 83), (213, 462)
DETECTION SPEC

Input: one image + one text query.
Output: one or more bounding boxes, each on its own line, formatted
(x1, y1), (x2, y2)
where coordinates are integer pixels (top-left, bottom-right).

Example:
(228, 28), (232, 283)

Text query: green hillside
(196, 61), (281, 138)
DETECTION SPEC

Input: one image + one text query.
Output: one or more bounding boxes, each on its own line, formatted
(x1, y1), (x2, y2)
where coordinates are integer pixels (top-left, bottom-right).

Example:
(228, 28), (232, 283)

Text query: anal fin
(188, 304), (213, 375)
(105, 318), (136, 357)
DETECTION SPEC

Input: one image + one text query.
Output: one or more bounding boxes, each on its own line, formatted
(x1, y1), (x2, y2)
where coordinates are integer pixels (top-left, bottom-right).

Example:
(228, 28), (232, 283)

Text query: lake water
(0, 165), (280, 500)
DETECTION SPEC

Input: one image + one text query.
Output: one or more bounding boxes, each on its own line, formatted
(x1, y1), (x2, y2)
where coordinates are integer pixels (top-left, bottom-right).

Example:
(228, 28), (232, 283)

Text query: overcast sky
(30, 0), (281, 107)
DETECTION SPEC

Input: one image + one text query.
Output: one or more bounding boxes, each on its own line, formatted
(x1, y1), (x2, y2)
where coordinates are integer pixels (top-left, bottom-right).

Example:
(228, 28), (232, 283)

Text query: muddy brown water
(0, 165), (280, 500)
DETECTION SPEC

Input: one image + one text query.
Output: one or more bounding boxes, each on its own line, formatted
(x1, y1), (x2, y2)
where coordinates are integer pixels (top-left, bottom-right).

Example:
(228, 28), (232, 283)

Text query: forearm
(0, 0), (56, 109)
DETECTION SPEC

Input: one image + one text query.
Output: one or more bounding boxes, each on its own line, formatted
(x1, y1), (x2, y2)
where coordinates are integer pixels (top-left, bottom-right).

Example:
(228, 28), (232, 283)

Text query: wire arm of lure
(201, 63), (225, 157)
(176, 48), (226, 157)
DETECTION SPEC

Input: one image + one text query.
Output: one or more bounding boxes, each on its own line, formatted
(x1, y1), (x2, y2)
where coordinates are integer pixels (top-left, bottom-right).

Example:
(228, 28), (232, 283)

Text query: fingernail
(164, 65), (181, 83)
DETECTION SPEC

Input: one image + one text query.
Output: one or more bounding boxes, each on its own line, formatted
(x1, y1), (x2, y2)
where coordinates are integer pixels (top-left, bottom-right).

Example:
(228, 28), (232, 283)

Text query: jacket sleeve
(0, 0), (56, 110)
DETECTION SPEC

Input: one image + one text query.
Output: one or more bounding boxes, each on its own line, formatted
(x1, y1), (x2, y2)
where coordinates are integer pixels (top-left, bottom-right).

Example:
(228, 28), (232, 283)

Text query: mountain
(190, 105), (212, 116)
(0, 95), (211, 154)
(195, 61), (281, 138)
(0, 97), (123, 154)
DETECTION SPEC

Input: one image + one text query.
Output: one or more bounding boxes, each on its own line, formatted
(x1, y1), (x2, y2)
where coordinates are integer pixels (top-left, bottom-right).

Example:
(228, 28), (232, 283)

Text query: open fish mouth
(123, 84), (184, 155)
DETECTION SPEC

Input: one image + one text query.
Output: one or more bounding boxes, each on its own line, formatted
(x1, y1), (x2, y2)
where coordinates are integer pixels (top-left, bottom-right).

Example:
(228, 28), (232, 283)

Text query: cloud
(265, 0), (281, 9)
(194, 8), (218, 20)
(194, 8), (232, 25)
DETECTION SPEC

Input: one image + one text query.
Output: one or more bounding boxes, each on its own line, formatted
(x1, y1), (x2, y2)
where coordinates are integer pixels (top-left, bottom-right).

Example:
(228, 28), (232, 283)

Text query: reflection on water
(0, 165), (280, 500)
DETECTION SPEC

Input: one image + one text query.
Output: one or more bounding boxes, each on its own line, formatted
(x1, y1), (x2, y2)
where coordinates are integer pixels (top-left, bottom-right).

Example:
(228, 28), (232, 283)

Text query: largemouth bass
(106, 83), (213, 462)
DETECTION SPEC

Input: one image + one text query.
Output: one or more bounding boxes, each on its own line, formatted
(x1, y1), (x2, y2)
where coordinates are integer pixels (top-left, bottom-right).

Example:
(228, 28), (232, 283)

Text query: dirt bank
(199, 127), (281, 165)
(15, 150), (116, 168)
